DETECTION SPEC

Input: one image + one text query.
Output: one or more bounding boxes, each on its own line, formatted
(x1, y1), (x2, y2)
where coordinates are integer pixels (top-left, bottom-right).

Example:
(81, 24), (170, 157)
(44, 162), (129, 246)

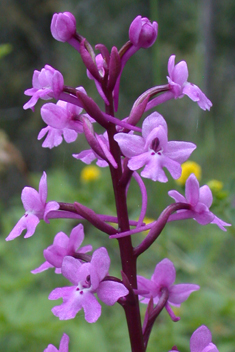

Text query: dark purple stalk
(105, 94), (144, 352)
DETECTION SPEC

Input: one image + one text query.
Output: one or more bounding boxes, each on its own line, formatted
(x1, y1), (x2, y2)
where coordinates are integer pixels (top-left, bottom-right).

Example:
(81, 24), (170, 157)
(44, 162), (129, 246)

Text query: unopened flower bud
(129, 15), (158, 49)
(51, 12), (76, 42)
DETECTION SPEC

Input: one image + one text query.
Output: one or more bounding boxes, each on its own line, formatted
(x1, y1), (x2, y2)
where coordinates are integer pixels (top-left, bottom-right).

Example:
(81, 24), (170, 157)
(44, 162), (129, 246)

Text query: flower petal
(31, 261), (54, 274)
(82, 292), (101, 323)
(21, 187), (42, 212)
(114, 133), (145, 157)
(185, 174), (200, 206)
(59, 333), (70, 352)
(97, 281), (129, 305)
(62, 256), (83, 284)
(6, 213), (40, 241)
(152, 258), (176, 288)
(168, 283), (200, 306)
(91, 247), (110, 281)
(190, 325), (213, 352)
(67, 224), (85, 253)
(142, 112), (167, 140)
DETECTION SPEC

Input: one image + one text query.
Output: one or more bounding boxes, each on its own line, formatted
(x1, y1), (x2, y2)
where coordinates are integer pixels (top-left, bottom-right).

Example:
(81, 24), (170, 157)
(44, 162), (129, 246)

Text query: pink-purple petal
(63, 128), (78, 143)
(59, 333), (70, 352)
(49, 286), (74, 301)
(168, 55), (175, 78)
(161, 155), (182, 180)
(44, 246), (67, 268)
(82, 292), (101, 323)
(211, 216), (231, 231)
(53, 232), (69, 247)
(90, 247), (110, 281)
(142, 112), (168, 139)
(44, 201), (60, 222)
(22, 214), (40, 238)
(6, 214), (39, 241)
(165, 141), (196, 163)
(168, 190), (186, 203)
(21, 187), (42, 212)
(140, 154), (168, 182)
(190, 325), (213, 352)
(152, 258), (176, 287)
(67, 224), (84, 252)
(169, 284), (200, 306)
(199, 185), (213, 208)
(39, 171), (48, 204)
(185, 174), (200, 206)
(62, 256), (83, 284)
(31, 261), (54, 274)
(114, 133), (145, 157)
(172, 60), (188, 86)
(97, 281), (129, 305)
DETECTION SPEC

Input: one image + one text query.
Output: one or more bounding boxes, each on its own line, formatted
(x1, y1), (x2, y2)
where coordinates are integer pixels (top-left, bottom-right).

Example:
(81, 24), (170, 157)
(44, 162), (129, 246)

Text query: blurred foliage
(1, 0), (235, 351)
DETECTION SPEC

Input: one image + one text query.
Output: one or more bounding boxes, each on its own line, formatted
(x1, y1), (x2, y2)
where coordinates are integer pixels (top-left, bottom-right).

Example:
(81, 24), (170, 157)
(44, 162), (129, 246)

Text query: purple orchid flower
(114, 112), (196, 182)
(167, 55), (212, 111)
(49, 247), (129, 323)
(6, 172), (59, 241)
(168, 173), (231, 231)
(190, 325), (219, 352)
(38, 93), (94, 149)
(31, 223), (92, 274)
(137, 258), (200, 321)
(23, 65), (64, 111)
(51, 12), (76, 42)
(44, 333), (69, 352)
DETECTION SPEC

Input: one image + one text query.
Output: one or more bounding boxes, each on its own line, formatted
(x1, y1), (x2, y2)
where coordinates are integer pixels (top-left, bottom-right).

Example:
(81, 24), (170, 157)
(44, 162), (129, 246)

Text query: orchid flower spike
(6, 172), (59, 241)
(167, 55), (212, 111)
(49, 247), (129, 323)
(23, 65), (64, 111)
(168, 173), (231, 231)
(114, 112), (196, 182)
(44, 333), (69, 352)
(31, 223), (92, 274)
(137, 258), (200, 321)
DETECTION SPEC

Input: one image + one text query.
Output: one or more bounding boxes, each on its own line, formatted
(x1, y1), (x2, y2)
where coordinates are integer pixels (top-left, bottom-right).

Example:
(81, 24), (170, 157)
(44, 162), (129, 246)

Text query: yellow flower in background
(141, 216), (155, 235)
(80, 165), (101, 183)
(176, 161), (201, 186)
(207, 179), (223, 193)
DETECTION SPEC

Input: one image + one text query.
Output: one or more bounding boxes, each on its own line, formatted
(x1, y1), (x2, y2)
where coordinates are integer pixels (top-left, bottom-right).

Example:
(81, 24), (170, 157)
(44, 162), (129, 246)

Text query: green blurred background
(0, 0), (235, 351)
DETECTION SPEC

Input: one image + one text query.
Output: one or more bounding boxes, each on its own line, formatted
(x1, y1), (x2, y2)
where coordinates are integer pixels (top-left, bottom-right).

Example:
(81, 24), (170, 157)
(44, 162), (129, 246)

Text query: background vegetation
(0, 0), (235, 351)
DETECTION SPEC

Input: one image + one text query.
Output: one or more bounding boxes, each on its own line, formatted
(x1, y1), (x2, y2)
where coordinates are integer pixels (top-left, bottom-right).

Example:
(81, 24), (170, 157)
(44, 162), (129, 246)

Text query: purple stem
(73, 202), (117, 235)
(145, 90), (175, 111)
(48, 204), (142, 226)
(105, 93), (145, 351)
